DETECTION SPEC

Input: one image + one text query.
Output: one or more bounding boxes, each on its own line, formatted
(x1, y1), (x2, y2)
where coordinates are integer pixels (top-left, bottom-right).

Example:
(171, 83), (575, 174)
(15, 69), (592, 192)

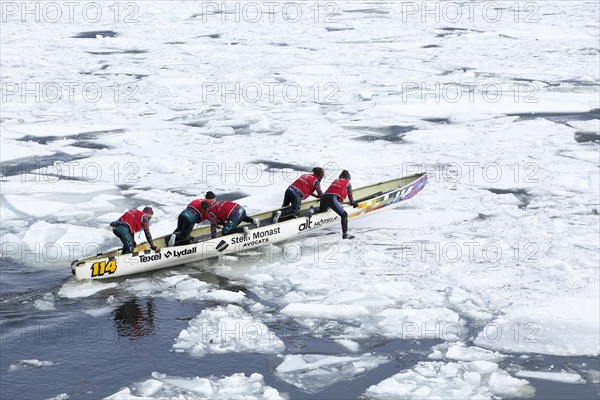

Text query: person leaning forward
(110, 206), (161, 254)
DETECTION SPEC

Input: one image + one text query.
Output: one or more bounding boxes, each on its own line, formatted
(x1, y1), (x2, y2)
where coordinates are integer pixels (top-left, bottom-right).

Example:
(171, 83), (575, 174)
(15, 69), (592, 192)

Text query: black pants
(319, 194), (349, 234)
(172, 207), (200, 245)
(279, 186), (303, 220)
(222, 206), (254, 235)
(112, 224), (135, 254)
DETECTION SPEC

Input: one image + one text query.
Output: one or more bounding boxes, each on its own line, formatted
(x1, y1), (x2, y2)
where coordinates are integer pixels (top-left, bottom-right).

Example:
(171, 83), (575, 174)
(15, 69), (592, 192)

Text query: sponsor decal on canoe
(139, 247), (197, 263)
(139, 253), (161, 263)
(230, 227), (282, 247)
(298, 216), (338, 232)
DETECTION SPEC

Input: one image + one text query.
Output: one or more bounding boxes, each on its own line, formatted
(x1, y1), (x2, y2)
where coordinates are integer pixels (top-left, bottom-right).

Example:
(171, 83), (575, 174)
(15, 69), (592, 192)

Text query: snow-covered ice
(428, 342), (505, 363)
(473, 297), (600, 356)
(173, 304), (285, 356)
(1, 0), (598, 398)
(515, 370), (586, 384)
(105, 372), (284, 399)
(275, 353), (389, 393)
(363, 360), (533, 400)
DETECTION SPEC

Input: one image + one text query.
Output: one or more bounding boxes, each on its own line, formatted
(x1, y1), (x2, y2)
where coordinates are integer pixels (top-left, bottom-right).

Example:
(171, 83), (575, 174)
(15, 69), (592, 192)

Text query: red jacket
(208, 200), (239, 223)
(118, 209), (146, 233)
(325, 178), (351, 200)
(291, 174), (322, 199)
(188, 198), (215, 221)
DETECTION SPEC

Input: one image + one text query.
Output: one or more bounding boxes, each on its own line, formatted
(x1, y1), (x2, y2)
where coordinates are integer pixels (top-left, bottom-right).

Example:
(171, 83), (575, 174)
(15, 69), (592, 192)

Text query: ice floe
(364, 360), (533, 399)
(173, 304), (284, 356)
(275, 353), (389, 393)
(515, 370), (586, 384)
(9, 359), (57, 370)
(105, 372), (284, 399)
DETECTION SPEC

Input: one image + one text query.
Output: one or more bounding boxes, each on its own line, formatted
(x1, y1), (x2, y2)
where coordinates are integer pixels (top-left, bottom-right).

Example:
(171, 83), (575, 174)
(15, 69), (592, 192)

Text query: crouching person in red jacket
(207, 200), (259, 239)
(110, 207), (161, 254)
(167, 191), (217, 247)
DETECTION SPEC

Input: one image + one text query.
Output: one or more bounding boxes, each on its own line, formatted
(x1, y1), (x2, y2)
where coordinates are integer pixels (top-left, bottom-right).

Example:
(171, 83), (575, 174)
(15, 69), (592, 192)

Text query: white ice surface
(428, 342), (505, 363)
(473, 297), (600, 356)
(173, 304), (285, 357)
(515, 370), (586, 384)
(363, 360), (533, 400)
(9, 359), (57, 370)
(105, 372), (284, 399)
(275, 353), (389, 393)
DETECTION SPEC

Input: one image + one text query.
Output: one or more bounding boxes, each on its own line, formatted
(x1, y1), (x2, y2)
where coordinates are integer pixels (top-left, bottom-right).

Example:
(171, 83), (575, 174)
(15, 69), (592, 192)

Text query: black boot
(341, 215), (354, 239)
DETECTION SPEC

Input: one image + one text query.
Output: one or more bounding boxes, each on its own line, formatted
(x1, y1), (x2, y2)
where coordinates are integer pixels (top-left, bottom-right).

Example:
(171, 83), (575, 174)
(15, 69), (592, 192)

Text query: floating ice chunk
(337, 339), (361, 352)
(34, 293), (55, 310)
(372, 307), (463, 341)
(1, 179), (118, 196)
(161, 275), (188, 286)
(104, 372), (283, 399)
(129, 379), (164, 396)
(172, 304), (284, 356)
(429, 342), (505, 362)
(44, 394), (69, 400)
(515, 370), (586, 384)
(120, 275), (245, 303)
(160, 377), (212, 396)
(0, 138), (54, 162)
(489, 370), (532, 397)
(5, 195), (73, 218)
(275, 353), (389, 393)
(473, 297), (600, 356)
(175, 278), (205, 291)
(18, 221), (110, 266)
(245, 273), (275, 284)
(326, 290), (395, 309)
(364, 360), (532, 400)
(58, 280), (117, 299)
(83, 307), (115, 317)
(9, 359), (57, 370)
(280, 303), (370, 320)
(567, 119), (600, 132)
(203, 289), (246, 303)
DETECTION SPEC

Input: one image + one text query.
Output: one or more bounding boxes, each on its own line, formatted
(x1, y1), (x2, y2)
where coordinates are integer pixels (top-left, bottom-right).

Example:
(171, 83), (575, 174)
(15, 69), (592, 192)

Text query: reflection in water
(113, 299), (155, 339)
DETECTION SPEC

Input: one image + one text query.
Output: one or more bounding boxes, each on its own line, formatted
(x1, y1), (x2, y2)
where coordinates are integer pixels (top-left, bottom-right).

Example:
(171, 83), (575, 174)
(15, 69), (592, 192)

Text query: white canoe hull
(71, 173), (427, 280)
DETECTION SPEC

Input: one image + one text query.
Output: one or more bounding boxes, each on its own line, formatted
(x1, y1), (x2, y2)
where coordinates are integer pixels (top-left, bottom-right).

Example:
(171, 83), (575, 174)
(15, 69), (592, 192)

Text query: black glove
(352, 201), (359, 208)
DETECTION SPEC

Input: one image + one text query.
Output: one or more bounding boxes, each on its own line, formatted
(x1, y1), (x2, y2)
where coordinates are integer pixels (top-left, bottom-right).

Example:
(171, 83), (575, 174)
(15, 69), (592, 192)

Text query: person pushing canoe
(167, 191), (217, 247)
(273, 167), (325, 223)
(207, 200), (260, 239)
(110, 207), (161, 254)
(320, 170), (358, 239)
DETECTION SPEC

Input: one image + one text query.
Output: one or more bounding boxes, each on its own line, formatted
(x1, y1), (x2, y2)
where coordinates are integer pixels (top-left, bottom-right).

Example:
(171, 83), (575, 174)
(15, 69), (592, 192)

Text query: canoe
(71, 173), (427, 280)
